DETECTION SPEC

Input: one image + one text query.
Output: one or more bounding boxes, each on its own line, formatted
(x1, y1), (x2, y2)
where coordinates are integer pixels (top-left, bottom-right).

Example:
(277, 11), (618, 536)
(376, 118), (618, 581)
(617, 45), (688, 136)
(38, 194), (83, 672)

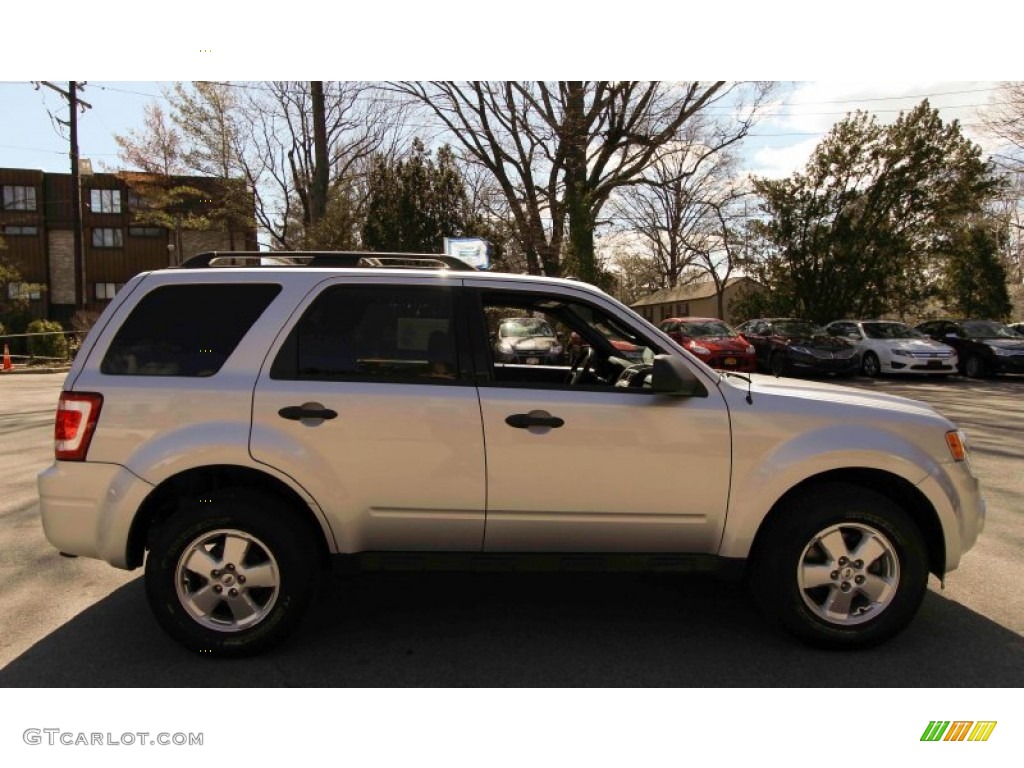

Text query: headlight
(990, 346), (1014, 356)
(746, 345), (755, 355)
(498, 341), (514, 353)
(789, 345), (812, 355)
(833, 347), (856, 359)
(549, 345), (563, 356)
(689, 343), (710, 355)
(891, 348), (913, 357)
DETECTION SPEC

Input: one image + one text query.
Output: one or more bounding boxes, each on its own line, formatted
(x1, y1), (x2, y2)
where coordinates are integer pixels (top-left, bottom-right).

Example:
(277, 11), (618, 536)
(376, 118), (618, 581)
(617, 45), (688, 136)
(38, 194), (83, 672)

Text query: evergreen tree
(362, 140), (481, 253)
(740, 101), (1002, 323)
(940, 222), (1012, 319)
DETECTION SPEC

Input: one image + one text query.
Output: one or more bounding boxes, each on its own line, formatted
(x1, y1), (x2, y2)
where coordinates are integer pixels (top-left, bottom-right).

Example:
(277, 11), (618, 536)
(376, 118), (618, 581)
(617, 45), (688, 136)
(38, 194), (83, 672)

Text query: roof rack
(178, 251), (479, 271)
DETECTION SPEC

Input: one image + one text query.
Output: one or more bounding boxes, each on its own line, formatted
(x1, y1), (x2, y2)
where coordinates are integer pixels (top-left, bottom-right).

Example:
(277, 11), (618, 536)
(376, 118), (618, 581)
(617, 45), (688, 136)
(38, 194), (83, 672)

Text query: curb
(0, 366), (72, 376)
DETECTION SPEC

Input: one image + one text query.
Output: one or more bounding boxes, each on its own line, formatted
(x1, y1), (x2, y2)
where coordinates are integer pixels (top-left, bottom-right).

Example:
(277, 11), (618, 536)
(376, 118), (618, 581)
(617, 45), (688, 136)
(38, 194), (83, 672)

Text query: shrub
(27, 319), (69, 361)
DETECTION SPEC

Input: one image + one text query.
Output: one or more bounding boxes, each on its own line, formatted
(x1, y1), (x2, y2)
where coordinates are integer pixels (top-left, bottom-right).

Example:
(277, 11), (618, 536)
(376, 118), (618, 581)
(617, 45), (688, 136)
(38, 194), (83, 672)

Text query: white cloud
(749, 138), (820, 180)
(744, 80), (1001, 179)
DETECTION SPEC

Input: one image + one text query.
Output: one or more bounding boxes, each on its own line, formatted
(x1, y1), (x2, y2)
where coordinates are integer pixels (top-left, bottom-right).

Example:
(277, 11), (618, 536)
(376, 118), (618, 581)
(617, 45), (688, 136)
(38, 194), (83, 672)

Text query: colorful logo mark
(921, 721), (997, 742)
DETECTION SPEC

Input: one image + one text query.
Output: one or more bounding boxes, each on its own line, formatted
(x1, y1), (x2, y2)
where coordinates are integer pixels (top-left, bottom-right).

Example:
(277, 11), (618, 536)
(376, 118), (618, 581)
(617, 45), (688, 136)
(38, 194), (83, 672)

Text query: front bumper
(992, 354), (1024, 374)
(38, 461), (154, 569)
(886, 358), (957, 374)
(789, 353), (860, 374)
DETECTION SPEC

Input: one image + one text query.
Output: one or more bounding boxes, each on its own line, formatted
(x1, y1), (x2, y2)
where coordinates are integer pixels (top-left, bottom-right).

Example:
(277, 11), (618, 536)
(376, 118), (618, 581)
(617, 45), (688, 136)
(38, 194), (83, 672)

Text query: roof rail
(178, 251), (479, 271)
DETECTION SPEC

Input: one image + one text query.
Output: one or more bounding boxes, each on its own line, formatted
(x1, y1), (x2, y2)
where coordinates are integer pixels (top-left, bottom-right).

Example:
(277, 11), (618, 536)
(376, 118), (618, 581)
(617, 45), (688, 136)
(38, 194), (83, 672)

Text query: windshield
(862, 322), (924, 340)
(680, 320), (736, 338)
(499, 319), (555, 339)
(774, 321), (822, 337)
(961, 321), (1019, 339)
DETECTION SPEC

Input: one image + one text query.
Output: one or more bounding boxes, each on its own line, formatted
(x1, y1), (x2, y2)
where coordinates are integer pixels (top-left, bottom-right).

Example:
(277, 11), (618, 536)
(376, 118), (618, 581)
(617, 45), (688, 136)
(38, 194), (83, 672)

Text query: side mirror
(651, 354), (707, 397)
(944, 333), (959, 339)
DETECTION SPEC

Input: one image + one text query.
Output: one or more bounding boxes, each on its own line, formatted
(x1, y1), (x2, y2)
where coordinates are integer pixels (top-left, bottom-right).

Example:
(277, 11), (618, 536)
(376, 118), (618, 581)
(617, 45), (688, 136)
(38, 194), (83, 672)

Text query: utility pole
(36, 81), (92, 308)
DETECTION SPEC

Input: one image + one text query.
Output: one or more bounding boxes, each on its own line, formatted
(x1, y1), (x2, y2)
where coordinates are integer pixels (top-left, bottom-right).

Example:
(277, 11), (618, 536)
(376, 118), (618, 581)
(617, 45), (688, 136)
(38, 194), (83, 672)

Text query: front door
(467, 280), (732, 554)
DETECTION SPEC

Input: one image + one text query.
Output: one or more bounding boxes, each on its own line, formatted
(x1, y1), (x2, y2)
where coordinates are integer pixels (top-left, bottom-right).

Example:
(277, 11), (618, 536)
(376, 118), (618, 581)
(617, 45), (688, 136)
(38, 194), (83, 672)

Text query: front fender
(719, 423), (939, 559)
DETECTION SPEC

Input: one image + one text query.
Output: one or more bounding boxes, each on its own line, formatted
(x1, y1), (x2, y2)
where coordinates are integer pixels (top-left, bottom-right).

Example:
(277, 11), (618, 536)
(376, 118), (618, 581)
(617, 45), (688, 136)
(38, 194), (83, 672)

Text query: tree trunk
(310, 81), (329, 227)
(562, 83), (597, 282)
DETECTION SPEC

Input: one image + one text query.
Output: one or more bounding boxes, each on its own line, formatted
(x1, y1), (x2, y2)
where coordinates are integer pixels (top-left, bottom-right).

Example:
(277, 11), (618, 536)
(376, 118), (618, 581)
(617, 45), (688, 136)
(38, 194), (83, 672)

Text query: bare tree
(611, 138), (756, 318)
(387, 81), (774, 282)
(234, 81), (401, 248)
(980, 81), (1024, 171)
(979, 83), (1024, 314)
(114, 103), (187, 175)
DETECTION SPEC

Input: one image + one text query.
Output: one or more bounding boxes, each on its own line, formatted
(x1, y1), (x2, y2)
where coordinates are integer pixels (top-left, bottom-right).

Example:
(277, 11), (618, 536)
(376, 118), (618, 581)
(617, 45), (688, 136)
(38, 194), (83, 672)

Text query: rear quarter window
(100, 283), (281, 376)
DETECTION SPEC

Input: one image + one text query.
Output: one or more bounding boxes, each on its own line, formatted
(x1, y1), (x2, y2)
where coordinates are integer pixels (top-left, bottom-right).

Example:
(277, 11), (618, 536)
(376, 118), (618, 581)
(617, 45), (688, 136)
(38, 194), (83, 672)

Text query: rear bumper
(38, 461), (154, 569)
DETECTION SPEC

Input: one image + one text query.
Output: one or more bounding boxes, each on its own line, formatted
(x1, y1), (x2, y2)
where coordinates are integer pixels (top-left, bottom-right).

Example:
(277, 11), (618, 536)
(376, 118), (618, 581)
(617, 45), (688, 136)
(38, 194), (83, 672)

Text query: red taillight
(55, 392), (103, 461)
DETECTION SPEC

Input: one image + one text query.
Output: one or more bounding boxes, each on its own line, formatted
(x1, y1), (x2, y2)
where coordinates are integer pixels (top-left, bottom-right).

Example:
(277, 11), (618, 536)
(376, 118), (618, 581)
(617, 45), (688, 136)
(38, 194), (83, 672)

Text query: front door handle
(505, 411), (564, 429)
(278, 403), (338, 421)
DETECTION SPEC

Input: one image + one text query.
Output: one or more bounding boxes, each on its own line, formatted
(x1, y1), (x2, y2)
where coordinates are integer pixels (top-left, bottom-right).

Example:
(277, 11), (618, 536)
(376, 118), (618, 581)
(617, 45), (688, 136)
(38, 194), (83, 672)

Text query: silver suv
(39, 252), (985, 655)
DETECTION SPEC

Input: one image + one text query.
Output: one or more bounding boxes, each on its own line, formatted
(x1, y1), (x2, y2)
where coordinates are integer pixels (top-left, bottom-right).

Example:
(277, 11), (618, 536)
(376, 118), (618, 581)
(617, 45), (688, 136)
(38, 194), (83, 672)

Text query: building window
(1, 225), (39, 236)
(90, 189), (122, 214)
(128, 226), (163, 237)
(92, 228), (123, 248)
(2, 185), (37, 211)
(95, 282), (123, 301)
(7, 282), (42, 301)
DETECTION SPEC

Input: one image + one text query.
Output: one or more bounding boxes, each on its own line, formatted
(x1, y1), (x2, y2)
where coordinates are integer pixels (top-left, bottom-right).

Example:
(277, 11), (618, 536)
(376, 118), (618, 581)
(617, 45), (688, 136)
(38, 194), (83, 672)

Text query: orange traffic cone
(2, 344), (12, 372)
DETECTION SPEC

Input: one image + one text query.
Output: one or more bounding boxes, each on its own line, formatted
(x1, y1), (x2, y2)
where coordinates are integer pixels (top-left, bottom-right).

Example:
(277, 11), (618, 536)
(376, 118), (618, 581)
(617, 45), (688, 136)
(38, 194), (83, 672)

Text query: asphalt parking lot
(0, 371), (1021, 686)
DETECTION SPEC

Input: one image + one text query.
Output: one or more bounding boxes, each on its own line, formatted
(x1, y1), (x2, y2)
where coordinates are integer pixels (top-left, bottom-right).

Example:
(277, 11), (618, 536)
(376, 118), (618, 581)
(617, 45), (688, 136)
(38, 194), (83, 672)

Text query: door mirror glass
(651, 354), (707, 397)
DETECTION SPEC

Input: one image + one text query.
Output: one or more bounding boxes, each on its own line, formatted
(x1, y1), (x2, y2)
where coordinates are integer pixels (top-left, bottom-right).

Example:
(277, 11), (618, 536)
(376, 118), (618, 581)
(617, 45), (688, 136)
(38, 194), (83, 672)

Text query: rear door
(250, 276), (486, 552)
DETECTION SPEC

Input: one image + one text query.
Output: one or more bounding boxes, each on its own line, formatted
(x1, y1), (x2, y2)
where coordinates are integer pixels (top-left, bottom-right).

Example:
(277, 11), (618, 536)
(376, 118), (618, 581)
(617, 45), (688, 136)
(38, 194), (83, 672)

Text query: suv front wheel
(750, 483), (928, 649)
(144, 488), (318, 656)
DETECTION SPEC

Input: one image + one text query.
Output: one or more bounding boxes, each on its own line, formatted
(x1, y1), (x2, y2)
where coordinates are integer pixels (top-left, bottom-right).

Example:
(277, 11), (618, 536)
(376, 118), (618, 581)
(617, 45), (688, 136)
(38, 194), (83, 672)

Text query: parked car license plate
(724, 357), (737, 366)
(526, 357), (540, 365)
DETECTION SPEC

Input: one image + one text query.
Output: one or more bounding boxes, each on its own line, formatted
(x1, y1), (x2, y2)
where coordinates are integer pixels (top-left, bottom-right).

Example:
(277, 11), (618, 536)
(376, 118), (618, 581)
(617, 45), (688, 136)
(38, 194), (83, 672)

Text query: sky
(1, 2), (1017, 182)
(0, 80), (1006, 182)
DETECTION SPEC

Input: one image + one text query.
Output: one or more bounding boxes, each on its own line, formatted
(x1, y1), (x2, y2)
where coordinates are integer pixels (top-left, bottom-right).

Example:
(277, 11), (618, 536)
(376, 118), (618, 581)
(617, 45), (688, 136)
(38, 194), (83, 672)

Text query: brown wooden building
(0, 168), (257, 324)
(630, 276), (764, 326)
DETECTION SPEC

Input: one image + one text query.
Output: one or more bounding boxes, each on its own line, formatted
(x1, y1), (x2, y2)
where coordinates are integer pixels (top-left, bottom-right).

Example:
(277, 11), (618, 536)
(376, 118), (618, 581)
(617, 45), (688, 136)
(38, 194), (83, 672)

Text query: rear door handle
(278, 403), (338, 421)
(505, 411), (564, 429)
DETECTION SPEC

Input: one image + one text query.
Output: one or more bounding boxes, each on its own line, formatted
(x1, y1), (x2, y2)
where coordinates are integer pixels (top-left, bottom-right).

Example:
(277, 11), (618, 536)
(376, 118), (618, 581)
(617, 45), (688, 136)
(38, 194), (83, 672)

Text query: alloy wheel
(796, 522), (900, 626)
(174, 528), (280, 632)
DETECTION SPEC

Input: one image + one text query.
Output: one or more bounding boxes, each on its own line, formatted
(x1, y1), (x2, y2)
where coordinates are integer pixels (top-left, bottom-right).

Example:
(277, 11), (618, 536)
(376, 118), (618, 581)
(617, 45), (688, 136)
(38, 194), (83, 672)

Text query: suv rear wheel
(750, 483), (928, 649)
(144, 488), (318, 656)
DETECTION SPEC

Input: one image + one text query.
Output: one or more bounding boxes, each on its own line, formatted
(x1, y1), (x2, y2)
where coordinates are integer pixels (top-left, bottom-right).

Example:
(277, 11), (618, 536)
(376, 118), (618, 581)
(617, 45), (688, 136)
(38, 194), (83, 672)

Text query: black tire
(964, 355), (986, 379)
(769, 351), (787, 377)
(861, 352), (881, 378)
(145, 488), (319, 657)
(749, 483), (928, 649)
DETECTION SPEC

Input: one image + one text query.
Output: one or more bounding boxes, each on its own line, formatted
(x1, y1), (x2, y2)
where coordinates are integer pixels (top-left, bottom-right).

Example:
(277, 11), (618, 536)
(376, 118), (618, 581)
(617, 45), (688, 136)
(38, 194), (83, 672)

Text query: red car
(659, 317), (757, 372)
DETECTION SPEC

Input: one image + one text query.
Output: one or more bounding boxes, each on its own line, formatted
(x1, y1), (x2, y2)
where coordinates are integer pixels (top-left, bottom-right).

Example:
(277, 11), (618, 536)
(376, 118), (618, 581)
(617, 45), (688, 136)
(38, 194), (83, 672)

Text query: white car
(826, 320), (958, 377)
(38, 253), (984, 655)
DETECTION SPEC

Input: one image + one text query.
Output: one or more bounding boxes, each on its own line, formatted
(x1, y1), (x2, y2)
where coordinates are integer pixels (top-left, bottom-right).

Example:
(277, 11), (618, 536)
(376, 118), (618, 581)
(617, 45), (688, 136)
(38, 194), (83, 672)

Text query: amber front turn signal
(945, 430), (967, 462)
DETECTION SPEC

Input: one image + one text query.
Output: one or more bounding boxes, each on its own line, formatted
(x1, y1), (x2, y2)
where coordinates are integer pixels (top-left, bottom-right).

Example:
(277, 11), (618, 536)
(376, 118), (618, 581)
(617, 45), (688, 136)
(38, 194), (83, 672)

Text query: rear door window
(271, 284), (461, 383)
(100, 283), (281, 376)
